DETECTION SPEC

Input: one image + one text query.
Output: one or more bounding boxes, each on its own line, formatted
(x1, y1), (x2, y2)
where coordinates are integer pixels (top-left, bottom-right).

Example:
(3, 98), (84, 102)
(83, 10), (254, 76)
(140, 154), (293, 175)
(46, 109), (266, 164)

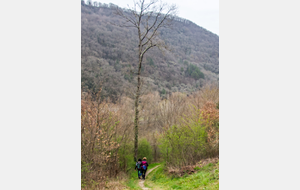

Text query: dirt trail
(138, 165), (160, 190)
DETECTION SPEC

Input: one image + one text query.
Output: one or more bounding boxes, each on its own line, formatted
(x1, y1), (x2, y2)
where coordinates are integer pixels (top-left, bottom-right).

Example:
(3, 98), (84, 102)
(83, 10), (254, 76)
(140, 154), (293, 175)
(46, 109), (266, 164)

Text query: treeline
(81, 0), (198, 25)
(81, 84), (219, 189)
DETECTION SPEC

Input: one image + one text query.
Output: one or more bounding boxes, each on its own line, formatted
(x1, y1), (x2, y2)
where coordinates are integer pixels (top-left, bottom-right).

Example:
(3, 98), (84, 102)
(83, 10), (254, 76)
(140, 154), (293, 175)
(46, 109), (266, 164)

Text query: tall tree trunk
(114, 0), (177, 162)
(134, 43), (142, 161)
(134, 26), (143, 162)
(134, 82), (139, 161)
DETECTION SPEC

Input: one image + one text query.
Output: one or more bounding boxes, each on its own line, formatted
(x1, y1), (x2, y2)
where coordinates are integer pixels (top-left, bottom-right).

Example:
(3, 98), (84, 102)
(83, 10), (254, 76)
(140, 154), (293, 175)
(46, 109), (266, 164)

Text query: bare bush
(81, 90), (133, 188)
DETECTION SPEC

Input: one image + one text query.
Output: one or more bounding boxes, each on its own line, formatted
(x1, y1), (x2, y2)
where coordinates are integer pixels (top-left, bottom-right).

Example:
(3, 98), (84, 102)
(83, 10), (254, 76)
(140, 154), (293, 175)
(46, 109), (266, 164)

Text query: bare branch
(113, 0), (177, 162)
(141, 5), (177, 47)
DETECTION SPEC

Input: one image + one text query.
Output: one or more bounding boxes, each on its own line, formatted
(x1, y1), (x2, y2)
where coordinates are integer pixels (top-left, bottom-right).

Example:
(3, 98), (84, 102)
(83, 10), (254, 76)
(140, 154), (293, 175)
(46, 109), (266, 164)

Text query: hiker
(141, 157), (149, 180)
(135, 158), (143, 179)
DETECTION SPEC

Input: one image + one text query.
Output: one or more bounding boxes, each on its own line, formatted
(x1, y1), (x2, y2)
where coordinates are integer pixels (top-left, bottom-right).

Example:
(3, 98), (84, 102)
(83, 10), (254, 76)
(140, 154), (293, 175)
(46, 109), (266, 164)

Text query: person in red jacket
(141, 157), (149, 180)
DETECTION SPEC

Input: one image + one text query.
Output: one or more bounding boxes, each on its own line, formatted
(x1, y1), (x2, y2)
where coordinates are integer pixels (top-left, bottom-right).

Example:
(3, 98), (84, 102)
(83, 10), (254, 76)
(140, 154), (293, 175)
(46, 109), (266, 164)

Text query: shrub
(81, 93), (120, 186)
(137, 138), (153, 163)
(158, 101), (219, 167)
(159, 122), (207, 167)
(118, 141), (135, 172)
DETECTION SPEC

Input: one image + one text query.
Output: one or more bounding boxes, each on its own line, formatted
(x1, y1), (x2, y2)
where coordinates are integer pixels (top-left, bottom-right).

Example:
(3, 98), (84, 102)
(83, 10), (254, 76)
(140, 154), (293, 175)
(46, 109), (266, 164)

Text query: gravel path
(138, 165), (160, 190)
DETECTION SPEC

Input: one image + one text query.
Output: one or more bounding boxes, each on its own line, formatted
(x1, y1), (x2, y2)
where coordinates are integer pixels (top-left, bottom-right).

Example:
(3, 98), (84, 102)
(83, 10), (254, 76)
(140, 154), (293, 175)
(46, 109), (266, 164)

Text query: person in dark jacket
(135, 158), (142, 179)
(141, 157), (149, 180)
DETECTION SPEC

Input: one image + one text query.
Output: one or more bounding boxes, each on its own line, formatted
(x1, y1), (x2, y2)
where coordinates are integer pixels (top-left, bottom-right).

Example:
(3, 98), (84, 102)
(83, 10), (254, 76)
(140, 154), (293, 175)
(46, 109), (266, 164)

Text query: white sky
(93, 0), (219, 35)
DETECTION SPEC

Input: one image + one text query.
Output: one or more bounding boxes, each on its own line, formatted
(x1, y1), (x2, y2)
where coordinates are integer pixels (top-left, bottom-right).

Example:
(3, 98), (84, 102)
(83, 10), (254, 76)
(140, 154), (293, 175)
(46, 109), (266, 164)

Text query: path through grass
(139, 165), (161, 190)
(125, 163), (162, 190)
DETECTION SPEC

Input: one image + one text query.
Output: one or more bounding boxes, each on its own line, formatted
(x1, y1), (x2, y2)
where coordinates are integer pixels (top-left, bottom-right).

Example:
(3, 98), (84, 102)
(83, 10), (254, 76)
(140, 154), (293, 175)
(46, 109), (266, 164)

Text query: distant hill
(81, 2), (219, 102)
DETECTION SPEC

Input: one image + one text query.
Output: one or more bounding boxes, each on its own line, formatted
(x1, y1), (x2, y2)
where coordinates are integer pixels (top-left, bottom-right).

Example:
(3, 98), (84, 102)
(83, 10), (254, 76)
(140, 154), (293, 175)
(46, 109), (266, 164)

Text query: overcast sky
(93, 0), (219, 35)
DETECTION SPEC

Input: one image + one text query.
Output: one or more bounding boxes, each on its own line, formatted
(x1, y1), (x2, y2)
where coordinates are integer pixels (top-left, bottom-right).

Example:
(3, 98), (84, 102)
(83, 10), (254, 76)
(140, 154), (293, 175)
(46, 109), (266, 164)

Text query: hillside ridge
(81, 2), (219, 102)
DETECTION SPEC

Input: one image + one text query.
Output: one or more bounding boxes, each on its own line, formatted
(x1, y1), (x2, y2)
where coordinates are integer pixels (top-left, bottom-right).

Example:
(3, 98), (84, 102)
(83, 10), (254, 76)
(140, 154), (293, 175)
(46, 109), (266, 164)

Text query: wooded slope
(81, 3), (219, 101)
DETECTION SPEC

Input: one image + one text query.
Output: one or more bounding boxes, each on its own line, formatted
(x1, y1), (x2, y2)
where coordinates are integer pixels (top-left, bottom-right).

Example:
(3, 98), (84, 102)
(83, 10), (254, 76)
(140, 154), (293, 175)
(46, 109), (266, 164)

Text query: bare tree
(114, 0), (177, 161)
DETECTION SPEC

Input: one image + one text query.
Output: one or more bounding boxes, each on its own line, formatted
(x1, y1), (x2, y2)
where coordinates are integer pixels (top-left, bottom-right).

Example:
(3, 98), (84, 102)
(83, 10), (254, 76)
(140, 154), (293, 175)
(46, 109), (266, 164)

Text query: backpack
(142, 165), (147, 170)
(136, 161), (142, 170)
(142, 161), (147, 170)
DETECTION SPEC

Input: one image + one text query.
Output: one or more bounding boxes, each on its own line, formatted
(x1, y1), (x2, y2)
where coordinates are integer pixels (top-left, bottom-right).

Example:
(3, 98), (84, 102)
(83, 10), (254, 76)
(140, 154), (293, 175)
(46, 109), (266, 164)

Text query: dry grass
(81, 178), (128, 190)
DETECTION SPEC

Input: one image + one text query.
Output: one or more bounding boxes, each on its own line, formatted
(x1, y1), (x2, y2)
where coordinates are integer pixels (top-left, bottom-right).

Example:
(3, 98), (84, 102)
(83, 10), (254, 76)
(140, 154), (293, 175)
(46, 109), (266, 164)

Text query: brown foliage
(200, 101), (219, 158)
(81, 90), (133, 188)
(81, 96), (119, 180)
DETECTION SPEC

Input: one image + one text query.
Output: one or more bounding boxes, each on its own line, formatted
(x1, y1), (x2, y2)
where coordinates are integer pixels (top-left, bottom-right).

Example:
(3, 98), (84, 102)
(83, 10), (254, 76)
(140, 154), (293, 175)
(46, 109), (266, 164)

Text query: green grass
(125, 162), (162, 190)
(125, 168), (141, 190)
(147, 162), (162, 170)
(145, 162), (219, 190)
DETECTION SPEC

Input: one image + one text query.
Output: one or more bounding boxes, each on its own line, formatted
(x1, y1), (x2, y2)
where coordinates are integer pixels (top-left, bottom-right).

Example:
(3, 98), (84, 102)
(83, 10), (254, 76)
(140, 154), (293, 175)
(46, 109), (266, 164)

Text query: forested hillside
(81, 1), (219, 189)
(81, 2), (219, 102)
